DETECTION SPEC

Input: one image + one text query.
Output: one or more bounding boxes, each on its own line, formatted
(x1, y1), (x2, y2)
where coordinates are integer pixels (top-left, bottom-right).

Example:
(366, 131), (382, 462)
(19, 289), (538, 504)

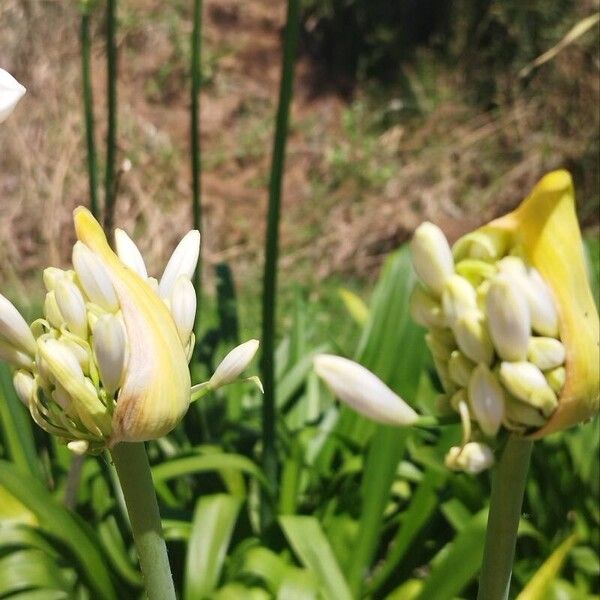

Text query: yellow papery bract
(73, 207), (191, 444)
(477, 170), (599, 436)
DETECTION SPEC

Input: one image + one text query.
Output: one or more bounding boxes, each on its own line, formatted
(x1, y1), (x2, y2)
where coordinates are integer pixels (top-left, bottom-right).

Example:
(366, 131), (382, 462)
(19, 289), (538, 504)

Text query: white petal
(115, 229), (148, 279)
(209, 339), (259, 389)
(0, 339), (34, 370)
(486, 273), (531, 361)
(410, 222), (454, 296)
(55, 278), (88, 339)
(13, 370), (35, 406)
(72, 242), (119, 311)
(170, 276), (196, 347)
(158, 230), (201, 298)
(527, 337), (565, 371)
(498, 361), (557, 416)
(442, 275), (477, 329)
(313, 354), (418, 425)
(0, 293), (36, 355)
(468, 364), (505, 437)
(453, 309), (494, 365)
(92, 313), (128, 395)
(526, 268), (559, 337)
(0, 68), (26, 123)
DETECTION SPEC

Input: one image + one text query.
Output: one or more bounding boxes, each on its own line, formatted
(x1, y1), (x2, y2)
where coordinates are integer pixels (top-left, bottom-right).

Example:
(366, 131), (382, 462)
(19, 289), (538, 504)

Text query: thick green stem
(103, 0), (118, 234)
(477, 436), (533, 600)
(80, 11), (99, 219)
(110, 443), (176, 600)
(259, 0), (301, 531)
(191, 0), (203, 340)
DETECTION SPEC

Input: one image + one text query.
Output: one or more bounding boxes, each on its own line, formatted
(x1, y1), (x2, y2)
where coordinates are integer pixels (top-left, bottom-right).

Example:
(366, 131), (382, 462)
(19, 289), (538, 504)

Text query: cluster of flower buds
(0, 208), (259, 454)
(314, 171), (598, 476)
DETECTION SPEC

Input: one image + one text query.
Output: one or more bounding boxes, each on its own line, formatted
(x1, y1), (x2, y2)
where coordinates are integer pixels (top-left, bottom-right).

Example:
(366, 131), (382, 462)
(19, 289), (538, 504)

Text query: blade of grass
(80, 3), (99, 218)
(103, 0), (118, 234)
(259, 0), (301, 530)
(191, 0), (203, 339)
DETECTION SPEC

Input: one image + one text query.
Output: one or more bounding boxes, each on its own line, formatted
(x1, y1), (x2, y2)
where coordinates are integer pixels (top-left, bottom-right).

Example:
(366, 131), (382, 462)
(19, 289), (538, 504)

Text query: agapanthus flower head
(0, 208), (259, 454)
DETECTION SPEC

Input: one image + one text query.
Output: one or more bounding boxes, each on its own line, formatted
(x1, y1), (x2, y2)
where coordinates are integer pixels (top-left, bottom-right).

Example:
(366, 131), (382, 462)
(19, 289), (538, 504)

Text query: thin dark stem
(80, 10), (99, 219)
(111, 443), (176, 600)
(191, 0), (203, 339)
(259, 0), (301, 530)
(477, 436), (533, 600)
(103, 0), (118, 235)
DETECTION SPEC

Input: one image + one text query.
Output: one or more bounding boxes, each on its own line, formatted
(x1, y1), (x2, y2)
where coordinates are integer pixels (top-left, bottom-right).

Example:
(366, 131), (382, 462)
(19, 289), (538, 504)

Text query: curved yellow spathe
(73, 207), (191, 444)
(479, 170), (599, 437)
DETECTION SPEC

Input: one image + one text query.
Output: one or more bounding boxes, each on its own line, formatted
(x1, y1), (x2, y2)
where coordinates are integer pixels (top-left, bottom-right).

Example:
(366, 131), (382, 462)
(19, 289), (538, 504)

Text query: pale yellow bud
(545, 366), (566, 394)
(448, 350), (475, 387)
(410, 222), (454, 296)
(468, 364), (505, 436)
(442, 275), (477, 329)
(55, 278), (88, 339)
(67, 440), (90, 455)
(170, 276), (196, 347)
(409, 285), (445, 328)
(497, 256), (527, 277)
(44, 291), (64, 330)
(210, 340), (260, 390)
(526, 268), (559, 337)
(13, 370), (35, 406)
(486, 274), (531, 361)
(527, 337), (565, 371)
(504, 396), (546, 429)
(72, 242), (119, 312)
(498, 361), (558, 417)
(92, 314), (128, 395)
(43, 268), (75, 292)
(454, 310), (494, 365)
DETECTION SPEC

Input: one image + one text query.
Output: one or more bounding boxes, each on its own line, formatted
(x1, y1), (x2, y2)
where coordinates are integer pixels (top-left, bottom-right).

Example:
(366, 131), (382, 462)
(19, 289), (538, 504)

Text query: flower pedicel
(0, 208), (259, 454)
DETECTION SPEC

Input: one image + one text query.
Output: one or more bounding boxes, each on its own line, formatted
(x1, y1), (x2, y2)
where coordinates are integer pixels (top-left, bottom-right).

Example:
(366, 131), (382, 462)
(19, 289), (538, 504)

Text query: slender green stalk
(191, 0), (203, 339)
(80, 9), (99, 218)
(259, 0), (301, 530)
(477, 436), (533, 600)
(103, 0), (118, 234)
(111, 442), (176, 600)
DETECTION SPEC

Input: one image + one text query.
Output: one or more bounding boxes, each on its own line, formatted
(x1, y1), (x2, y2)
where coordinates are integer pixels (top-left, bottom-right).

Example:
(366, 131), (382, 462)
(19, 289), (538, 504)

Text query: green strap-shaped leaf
(184, 494), (241, 600)
(279, 515), (353, 600)
(0, 460), (116, 599)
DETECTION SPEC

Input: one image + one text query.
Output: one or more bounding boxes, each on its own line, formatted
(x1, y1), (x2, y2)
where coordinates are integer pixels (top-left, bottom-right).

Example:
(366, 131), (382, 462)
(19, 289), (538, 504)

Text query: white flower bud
(44, 291), (64, 329)
(170, 276), (197, 347)
(410, 222), (454, 296)
(445, 442), (494, 474)
(545, 366), (566, 394)
(115, 229), (148, 279)
(0, 68), (26, 123)
(209, 339), (260, 390)
(314, 354), (418, 425)
(409, 285), (445, 328)
(526, 268), (559, 337)
(42, 267), (75, 292)
(67, 440), (90, 455)
(498, 361), (558, 417)
(159, 230), (201, 298)
(497, 256), (527, 277)
(92, 314), (128, 395)
(527, 337), (565, 371)
(454, 310), (494, 365)
(448, 350), (475, 387)
(72, 242), (119, 312)
(55, 278), (88, 339)
(486, 274), (531, 361)
(468, 364), (505, 436)
(0, 293), (36, 355)
(13, 370), (35, 406)
(442, 275), (477, 329)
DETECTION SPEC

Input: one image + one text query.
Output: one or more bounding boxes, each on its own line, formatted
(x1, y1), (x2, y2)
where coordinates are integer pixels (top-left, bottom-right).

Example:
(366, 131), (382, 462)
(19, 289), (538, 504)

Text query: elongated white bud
(527, 337), (565, 371)
(209, 339), (260, 390)
(55, 278), (88, 339)
(468, 364), (505, 436)
(454, 310), (494, 365)
(0, 293), (36, 355)
(410, 222), (454, 296)
(170, 276), (196, 347)
(445, 442), (494, 474)
(442, 275), (477, 329)
(314, 354), (418, 425)
(159, 230), (201, 298)
(410, 285), (445, 328)
(72, 242), (119, 312)
(0, 68), (26, 123)
(13, 370), (35, 406)
(92, 314), (127, 395)
(498, 361), (558, 417)
(486, 274), (530, 361)
(448, 350), (475, 387)
(526, 268), (559, 337)
(115, 229), (148, 279)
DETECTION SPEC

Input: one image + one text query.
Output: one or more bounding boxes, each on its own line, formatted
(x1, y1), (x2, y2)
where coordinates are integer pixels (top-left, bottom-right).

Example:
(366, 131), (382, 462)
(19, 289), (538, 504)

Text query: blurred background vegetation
(0, 0), (598, 598)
